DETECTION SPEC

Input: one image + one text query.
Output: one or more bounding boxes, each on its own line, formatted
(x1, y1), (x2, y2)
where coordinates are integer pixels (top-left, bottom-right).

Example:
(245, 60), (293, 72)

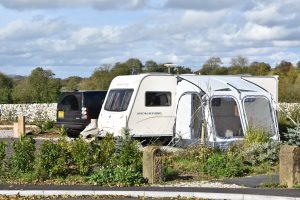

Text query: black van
(56, 90), (107, 137)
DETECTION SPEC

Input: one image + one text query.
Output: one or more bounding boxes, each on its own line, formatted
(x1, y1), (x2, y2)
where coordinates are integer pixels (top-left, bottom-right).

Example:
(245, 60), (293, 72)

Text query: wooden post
(13, 115), (25, 138)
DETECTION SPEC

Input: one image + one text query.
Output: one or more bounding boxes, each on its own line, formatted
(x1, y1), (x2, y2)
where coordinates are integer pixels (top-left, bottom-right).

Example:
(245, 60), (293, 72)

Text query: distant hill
(7, 74), (26, 81)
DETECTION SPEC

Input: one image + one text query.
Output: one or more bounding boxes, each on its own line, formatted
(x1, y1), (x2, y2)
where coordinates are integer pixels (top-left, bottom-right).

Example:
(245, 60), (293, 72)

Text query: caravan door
(175, 92), (203, 144)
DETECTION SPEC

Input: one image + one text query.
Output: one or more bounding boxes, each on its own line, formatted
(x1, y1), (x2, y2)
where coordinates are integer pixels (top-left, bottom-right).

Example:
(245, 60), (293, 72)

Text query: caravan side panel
(128, 76), (177, 137)
(242, 76), (278, 102)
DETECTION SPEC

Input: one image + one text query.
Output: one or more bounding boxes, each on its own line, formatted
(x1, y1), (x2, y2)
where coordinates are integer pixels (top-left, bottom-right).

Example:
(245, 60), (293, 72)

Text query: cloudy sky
(0, 0), (299, 78)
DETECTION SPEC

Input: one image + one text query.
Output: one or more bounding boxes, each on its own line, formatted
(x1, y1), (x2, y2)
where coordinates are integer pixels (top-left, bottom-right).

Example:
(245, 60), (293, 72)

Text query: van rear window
(60, 95), (80, 111)
(104, 89), (133, 111)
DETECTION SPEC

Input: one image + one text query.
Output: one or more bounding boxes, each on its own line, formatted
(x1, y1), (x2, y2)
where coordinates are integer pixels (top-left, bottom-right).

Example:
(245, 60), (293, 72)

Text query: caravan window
(145, 92), (171, 107)
(244, 97), (275, 136)
(104, 89), (133, 111)
(211, 97), (243, 138)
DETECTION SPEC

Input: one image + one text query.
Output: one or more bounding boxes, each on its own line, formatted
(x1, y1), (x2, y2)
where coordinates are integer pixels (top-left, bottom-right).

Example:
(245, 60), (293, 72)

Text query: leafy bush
(70, 138), (92, 176)
(168, 144), (246, 179)
(203, 149), (245, 178)
(113, 166), (144, 186)
(38, 139), (69, 178)
(169, 145), (215, 174)
(41, 120), (55, 132)
(89, 128), (144, 186)
(88, 166), (144, 186)
(114, 128), (142, 171)
(92, 134), (115, 167)
(10, 136), (35, 175)
(244, 127), (270, 147)
(179, 145), (214, 163)
(283, 123), (300, 146)
(88, 168), (115, 186)
(0, 141), (7, 172)
(163, 166), (178, 181)
(59, 125), (67, 136)
(204, 153), (227, 178)
(287, 105), (300, 123)
(243, 141), (280, 166)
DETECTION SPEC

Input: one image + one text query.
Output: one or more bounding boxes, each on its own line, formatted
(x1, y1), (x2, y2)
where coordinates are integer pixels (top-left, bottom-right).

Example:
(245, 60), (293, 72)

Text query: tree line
(0, 57), (300, 103)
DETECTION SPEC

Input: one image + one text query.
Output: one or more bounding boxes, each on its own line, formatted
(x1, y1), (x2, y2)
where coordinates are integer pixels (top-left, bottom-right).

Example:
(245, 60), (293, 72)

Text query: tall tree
(230, 55), (249, 68)
(228, 55), (249, 74)
(13, 67), (61, 103)
(175, 66), (192, 74)
(12, 79), (32, 103)
(275, 60), (293, 75)
(125, 58), (143, 74)
(248, 62), (271, 75)
(200, 57), (222, 75)
(63, 76), (82, 91)
(89, 65), (113, 90)
(286, 67), (298, 84)
(296, 61), (300, 72)
(0, 72), (13, 103)
(145, 60), (161, 72)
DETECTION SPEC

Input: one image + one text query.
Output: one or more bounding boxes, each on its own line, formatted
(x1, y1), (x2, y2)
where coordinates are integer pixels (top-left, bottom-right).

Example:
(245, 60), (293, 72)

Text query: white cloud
(164, 0), (242, 11)
(237, 23), (287, 41)
(179, 10), (227, 28)
(0, 0), (300, 77)
(0, 17), (66, 41)
(269, 51), (299, 63)
(0, 0), (147, 10)
(244, 4), (296, 25)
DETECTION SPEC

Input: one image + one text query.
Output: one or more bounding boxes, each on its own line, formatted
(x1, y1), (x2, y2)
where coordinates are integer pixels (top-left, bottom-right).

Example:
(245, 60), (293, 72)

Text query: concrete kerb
(0, 189), (299, 199)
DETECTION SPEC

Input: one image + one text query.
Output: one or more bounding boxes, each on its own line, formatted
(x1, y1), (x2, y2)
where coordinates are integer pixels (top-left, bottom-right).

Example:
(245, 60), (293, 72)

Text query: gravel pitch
(152, 180), (244, 188)
(0, 130), (13, 138)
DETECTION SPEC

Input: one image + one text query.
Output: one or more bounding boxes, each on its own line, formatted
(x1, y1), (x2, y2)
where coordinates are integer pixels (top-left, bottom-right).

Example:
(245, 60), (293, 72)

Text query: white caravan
(96, 74), (279, 146)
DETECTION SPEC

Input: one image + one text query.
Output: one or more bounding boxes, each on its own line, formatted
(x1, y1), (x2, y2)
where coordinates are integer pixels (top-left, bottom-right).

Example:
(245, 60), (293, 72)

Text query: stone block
(279, 145), (300, 187)
(143, 146), (163, 184)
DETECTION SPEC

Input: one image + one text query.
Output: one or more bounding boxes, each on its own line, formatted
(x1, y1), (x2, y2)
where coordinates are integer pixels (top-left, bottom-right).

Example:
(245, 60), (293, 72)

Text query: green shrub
(114, 128), (142, 171)
(70, 138), (92, 176)
(38, 139), (69, 178)
(88, 168), (115, 186)
(179, 145), (214, 163)
(202, 147), (246, 178)
(204, 153), (227, 178)
(278, 105), (300, 141)
(163, 166), (178, 181)
(244, 127), (270, 147)
(10, 136), (35, 175)
(113, 166), (144, 186)
(288, 105), (300, 123)
(243, 141), (280, 166)
(169, 145), (215, 174)
(89, 129), (144, 186)
(41, 120), (55, 132)
(225, 149), (246, 177)
(0, 141), (7, 172)
(89, 166), (144, 186)
(59, 125), (67, 136)
(283, 123), (300, 146)
(92, 134), (115, 167)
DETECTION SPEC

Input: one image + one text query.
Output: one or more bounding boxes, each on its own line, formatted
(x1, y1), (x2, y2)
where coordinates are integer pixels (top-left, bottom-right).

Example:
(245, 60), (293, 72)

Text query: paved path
(0, 185), (300, 199)
(223, 174), (279, 188)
